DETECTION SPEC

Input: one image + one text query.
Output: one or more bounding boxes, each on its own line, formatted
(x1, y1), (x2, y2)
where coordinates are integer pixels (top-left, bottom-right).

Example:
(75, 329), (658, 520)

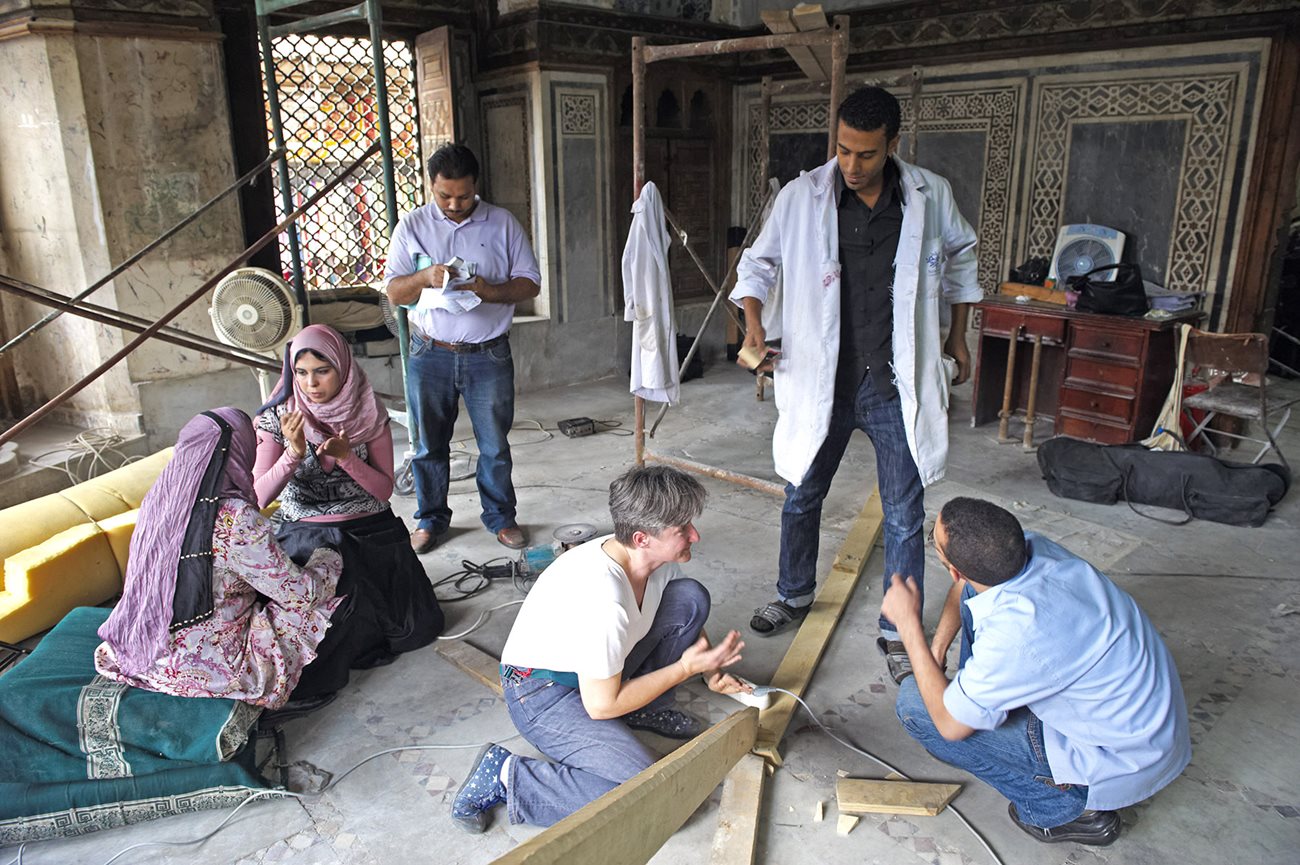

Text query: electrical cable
(436, 600), (524, 641)
(26, 428), (140, 485)
(757, 686), (1006, 865)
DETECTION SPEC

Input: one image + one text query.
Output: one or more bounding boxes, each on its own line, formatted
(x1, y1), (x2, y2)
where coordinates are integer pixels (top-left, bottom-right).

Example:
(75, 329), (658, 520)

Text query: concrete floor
(5, 362), (1299, 865)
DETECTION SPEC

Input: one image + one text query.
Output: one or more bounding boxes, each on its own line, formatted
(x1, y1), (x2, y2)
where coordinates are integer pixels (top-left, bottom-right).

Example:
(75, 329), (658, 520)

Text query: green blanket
(0, 607), (271, 845)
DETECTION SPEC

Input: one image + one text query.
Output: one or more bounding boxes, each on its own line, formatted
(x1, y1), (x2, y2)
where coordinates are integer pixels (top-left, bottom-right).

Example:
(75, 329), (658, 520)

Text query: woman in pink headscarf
(95, 408), (342, 708)
(254, 324), (442, 700)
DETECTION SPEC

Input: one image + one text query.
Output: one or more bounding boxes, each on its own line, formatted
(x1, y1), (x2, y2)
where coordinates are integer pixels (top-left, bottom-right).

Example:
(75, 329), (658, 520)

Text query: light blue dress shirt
(943, 532), (1191, 810)
(383, 199), (541, 344)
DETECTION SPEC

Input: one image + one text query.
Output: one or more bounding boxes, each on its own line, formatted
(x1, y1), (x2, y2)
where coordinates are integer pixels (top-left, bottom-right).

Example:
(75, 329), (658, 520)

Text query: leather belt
(429, 333), (508, 354)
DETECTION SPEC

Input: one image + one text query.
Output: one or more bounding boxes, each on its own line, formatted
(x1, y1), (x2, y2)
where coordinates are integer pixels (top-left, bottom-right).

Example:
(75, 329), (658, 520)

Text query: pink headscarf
(98, 408), (257, 676)
(264, 324), (388, 446)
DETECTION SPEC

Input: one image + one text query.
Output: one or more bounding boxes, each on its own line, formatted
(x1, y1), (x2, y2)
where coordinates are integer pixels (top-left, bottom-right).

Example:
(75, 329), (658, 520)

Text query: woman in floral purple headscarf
(95, 408), (343, 709)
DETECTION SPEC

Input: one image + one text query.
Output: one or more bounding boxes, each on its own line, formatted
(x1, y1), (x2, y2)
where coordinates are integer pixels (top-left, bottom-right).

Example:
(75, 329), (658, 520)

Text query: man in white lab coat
(730, 86), (981, 681)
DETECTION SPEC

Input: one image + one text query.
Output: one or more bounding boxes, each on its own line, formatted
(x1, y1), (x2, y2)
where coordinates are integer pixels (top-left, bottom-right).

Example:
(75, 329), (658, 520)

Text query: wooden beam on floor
(836, 778), (963, 817)
(753, 490), (884, 766)
(434, 640), (502, 696)
(708, 753), (767, 865)
(760, 8), (827, 81)
(490, 707), (759, 865)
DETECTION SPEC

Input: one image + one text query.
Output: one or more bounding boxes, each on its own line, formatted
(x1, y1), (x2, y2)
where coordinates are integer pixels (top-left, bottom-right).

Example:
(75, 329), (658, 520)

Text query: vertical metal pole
(632, 36), (647, 465)
(255, 0), (309, 324)
(827, 15), (848, 160)
(759, 76), (772, 195)
(364, 0), (416, 457)
(907, 65), (923, 163)
(366, 0), (400, 238)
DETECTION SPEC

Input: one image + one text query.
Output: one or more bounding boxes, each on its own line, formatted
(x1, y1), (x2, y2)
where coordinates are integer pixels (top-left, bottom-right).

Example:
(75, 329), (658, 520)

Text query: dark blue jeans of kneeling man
(777, 373), (925, 638)
(894, 583), (1089, 829)
(502, 578), (710, 826)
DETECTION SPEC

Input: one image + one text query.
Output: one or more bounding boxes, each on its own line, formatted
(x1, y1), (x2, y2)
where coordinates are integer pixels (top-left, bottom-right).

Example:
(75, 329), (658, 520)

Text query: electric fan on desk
(208, 267), (302, 401)
(1047, 224), (1126, 289)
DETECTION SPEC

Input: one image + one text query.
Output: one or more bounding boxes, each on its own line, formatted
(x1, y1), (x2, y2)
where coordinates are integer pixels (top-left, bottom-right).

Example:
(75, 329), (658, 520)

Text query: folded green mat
(0, 607), (272, 845)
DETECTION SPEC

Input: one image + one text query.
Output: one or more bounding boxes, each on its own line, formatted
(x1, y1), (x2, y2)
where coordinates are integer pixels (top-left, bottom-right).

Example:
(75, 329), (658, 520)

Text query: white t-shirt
(500, 535), (680, 680)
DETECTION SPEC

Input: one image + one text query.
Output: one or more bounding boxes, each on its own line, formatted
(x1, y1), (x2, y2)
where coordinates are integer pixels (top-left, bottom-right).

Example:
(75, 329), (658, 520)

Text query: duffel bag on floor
(1036, 436), (1290, 527)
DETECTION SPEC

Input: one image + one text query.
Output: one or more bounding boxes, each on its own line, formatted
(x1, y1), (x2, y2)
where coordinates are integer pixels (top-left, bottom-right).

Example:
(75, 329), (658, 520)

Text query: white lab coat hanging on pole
(622, 181), (679, 404)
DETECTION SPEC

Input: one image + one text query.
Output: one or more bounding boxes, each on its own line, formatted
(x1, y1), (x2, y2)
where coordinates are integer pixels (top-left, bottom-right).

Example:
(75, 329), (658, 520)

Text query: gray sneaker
(876, 637), (913, 684)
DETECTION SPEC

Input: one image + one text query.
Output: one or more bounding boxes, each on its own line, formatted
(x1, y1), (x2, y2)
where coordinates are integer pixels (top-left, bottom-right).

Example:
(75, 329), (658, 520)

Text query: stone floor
(4, 362), (1298, 865)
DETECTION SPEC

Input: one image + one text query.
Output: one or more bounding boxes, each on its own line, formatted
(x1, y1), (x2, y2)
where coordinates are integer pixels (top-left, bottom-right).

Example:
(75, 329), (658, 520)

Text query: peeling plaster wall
(73, 34), (244, 385)
(0, 31), (139, 432)
(0, 26), (244, 436)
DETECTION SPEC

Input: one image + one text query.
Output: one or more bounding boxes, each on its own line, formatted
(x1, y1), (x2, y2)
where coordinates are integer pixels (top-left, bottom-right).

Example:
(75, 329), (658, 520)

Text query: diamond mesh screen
(262, 34), (423, 292)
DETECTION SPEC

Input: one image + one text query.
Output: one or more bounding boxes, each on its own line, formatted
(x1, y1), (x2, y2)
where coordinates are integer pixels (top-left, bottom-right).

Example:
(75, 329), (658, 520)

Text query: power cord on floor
(0, 733), (529, 865)
(754, 686), (1005, 865)
(26, 428), (139, 485)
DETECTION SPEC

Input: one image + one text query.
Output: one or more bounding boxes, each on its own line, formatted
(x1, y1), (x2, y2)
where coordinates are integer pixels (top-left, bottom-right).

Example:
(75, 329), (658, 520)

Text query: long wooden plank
(753, 491), (884, 765)
(761, 9), (827, 81)
(790, 4), (833, 87)
(708, 753), (767, 865)
(836, 778), (962, 817)
(434, 640), (503, 696)
(491, 707), (759, 865)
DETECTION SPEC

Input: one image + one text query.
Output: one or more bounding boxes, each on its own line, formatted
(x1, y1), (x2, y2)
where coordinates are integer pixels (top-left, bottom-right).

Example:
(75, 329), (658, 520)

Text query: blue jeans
(778, 373), (925, 637)
(894, 584), (1088, 829)
(502, 579), (710, 826)
(406, 336), (517, 534)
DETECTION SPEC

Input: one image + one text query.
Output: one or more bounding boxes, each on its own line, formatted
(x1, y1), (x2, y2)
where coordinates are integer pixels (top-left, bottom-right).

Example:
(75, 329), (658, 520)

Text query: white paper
(417, 286), (482, 314)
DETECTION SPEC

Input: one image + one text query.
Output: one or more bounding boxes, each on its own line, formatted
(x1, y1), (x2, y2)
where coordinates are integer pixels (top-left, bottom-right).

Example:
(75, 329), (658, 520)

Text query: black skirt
(278, 509), (444, 699)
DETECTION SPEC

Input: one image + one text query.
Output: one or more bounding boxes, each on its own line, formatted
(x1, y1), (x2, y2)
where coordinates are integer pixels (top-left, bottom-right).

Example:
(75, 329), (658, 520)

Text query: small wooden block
(836, 814), (859, 836)
(434, 640), (503, 696)
(836, 769), (851, 778)
(885, 772), (905, 781)
(836, 778), (962, 817)
(813, 800), (824, 822)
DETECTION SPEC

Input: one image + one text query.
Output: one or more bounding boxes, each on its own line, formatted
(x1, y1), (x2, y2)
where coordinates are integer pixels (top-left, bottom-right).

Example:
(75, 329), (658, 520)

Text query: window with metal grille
(260, 34), (423, 292)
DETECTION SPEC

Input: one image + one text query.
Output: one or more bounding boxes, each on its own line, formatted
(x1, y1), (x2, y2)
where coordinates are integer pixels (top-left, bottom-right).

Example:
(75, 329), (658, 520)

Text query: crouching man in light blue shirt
(882, 497), (1190, 847)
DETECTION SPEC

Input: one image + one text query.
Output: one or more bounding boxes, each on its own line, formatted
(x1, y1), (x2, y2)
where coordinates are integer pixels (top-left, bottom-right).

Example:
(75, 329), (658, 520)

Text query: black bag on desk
(1037, 436), (1290, 527)
(1068, 263), (1149, 316)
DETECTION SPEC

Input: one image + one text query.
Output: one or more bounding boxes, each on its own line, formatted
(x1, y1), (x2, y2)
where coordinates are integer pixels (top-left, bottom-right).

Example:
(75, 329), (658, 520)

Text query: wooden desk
(971, 297), (1202, 445)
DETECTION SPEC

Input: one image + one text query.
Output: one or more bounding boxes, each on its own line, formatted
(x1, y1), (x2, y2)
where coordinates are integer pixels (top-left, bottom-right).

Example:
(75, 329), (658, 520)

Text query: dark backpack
(1037, 436), (1290, 527)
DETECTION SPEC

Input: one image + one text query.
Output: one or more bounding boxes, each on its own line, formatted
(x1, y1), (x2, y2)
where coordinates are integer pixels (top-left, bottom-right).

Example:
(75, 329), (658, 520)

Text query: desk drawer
(1057, 411), (1133, 445)
(1070, 326), (1143, 363)
(1065, 357), (1139, 393)
(1059, 385), (1133, 425)
(981, 307), (1067, 343)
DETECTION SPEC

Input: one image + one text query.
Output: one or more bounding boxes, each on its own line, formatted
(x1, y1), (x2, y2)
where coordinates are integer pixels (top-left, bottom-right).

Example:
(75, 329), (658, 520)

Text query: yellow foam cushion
(0, 494), (93, 573)
(96, 509), (140, 576)
(61, 448), (174, 520)
(0, 522), (122, 643)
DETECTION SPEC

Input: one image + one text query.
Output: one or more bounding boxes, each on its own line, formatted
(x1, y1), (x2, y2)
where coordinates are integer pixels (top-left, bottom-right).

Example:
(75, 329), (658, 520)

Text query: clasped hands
(280, 411), (352, 461)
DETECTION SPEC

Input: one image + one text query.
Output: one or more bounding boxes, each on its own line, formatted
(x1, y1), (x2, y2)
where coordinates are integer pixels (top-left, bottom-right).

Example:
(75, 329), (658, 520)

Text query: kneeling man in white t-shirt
(450, 465), (750, 832)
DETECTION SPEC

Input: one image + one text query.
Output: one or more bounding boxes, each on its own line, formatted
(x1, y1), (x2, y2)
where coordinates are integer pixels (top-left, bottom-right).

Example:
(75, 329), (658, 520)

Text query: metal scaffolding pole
(629, 16), (848, 493)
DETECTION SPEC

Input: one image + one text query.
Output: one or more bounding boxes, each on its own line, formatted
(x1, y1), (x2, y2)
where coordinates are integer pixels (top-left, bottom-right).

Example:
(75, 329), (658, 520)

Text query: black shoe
(623, 708), (705, 740)
(749, 600), (810, 636)
(876, 637), (913, 684)
(1008, 803), (1121, 846)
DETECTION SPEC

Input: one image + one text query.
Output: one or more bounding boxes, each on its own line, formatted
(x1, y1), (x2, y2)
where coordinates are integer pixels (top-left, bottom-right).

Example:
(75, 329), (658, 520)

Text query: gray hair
(609, 465), (707, 545)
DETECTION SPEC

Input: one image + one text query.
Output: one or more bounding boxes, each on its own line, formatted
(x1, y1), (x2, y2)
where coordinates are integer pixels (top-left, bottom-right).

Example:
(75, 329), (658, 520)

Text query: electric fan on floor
(209, 267), (302, 401)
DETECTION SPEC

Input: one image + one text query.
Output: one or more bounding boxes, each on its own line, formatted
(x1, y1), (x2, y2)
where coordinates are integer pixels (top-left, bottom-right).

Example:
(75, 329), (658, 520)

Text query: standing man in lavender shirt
(385, 144), (541, 553)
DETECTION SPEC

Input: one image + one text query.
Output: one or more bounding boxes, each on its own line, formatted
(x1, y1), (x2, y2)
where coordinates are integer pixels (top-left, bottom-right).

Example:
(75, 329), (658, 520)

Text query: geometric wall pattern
(1023, 71), (1243, 295)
